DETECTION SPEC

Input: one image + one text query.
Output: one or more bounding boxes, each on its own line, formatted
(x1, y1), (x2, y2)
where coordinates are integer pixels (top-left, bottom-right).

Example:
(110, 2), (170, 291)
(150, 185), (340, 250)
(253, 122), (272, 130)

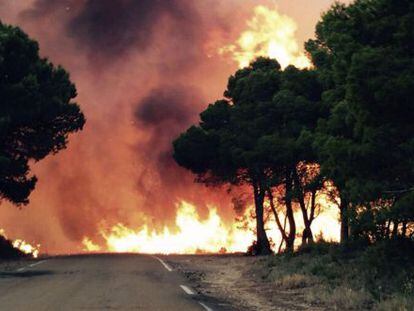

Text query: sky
(0, 0), (350, 253)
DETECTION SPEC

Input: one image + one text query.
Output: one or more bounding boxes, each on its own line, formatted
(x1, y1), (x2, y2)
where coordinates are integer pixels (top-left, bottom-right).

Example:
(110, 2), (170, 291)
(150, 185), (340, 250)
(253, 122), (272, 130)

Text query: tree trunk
(285, 170), (296, 252)
(392, 220), (399, 237)
(292, 168), (313, 245)
(308, 189), (317, 243)
(401, 221), (407, 237)
(340, 197), (349, 243)
(278, 214), (288, 253)
(253, 182), (272, 255)
(267, 188), (288, 243)
(302, 227), (314, 245)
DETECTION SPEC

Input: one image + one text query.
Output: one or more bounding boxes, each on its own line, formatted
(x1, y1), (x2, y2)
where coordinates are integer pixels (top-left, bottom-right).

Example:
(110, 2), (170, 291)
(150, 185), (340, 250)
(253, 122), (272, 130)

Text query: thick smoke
(0, 0), (244, 252)
(21, 0), (203, 67)
(0, 0), (334, 253)
(135, 86), (200, 127)
(133, 85), (207, 218)
(67, 0), (198, 57)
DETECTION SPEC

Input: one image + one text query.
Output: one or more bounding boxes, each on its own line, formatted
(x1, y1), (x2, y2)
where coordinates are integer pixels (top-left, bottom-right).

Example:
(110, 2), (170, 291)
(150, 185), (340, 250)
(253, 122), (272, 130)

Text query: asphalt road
(0, 254), (212, 311)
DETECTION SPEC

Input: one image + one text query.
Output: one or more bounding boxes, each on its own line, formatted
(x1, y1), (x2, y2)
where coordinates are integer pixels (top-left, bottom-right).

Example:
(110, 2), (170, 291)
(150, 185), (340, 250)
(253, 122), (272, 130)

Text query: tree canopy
(174, 58), (324, 253)
(306, 0), (414, 240)
(306, 0), (414, 200)
(174, 58), (284, 254)
(175, 0), (414, 252)
(0, 22), (85, 205)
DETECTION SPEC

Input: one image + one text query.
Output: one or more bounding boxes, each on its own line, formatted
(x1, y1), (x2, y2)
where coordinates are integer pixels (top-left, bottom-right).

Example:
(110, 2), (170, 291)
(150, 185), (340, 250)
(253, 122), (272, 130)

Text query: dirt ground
(168, 254), (322, 311)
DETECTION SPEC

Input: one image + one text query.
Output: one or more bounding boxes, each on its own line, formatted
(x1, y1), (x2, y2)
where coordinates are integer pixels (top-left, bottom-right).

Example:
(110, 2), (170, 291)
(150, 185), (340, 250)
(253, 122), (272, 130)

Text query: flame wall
(0, 0), (348, 254)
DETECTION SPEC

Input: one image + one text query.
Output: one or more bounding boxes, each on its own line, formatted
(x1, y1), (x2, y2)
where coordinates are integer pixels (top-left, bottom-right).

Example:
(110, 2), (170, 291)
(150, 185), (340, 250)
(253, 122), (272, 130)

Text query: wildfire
(12, 239), (40, 258)
(219, 6), (311, 69)
(0, 229), (40, 258)
(83, 201), (256, 254)
(83, 199), (340, 254)
(82, 237), (101, 252)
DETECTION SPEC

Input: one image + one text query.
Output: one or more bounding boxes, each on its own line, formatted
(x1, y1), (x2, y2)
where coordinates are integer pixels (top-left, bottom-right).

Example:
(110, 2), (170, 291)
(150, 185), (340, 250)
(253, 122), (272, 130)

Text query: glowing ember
(83, 200), (340, 254)
(0, 229), (40, 258)
(12, 239), (40, 258)
(82, 238), (101, 252)
(219, 6), (311, 69)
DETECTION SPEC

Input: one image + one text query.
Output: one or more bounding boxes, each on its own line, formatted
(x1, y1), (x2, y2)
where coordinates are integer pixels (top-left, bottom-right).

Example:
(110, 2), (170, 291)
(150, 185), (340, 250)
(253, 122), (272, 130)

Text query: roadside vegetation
(174, 0), (414, 308)
(261, 239), (414, 310)
(174, 0), (414, 253)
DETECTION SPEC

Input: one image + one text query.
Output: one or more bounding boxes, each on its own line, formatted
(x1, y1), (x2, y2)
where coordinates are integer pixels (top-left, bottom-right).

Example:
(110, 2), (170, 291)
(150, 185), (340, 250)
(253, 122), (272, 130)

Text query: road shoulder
(167, 254), (320, 311)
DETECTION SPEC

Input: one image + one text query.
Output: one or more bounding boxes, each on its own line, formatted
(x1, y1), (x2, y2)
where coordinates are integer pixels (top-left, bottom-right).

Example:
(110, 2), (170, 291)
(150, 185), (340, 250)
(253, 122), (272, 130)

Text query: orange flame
(0, 229), (40, 258)
(83, 198), (340, 254)
(12, 239), (40, 258)
(219, 5), (311, 69)
(83, 202), (256, 254)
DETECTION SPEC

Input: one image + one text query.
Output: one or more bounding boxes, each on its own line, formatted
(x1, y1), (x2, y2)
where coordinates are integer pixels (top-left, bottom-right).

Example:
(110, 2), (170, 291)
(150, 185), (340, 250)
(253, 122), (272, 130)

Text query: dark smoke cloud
(20, 0), (75, 17)
(133, 85), (209, 218)
(135, 86), (199, 126)
(0, 0), (344, 252)
(68, 0), (198, 56)
(0, 0), (242, 251)
(24, 0), (201, 58)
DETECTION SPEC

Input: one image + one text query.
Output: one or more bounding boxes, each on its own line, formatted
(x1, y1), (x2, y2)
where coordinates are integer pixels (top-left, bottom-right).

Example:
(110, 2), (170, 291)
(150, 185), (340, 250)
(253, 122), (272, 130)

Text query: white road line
(180, 285), (196, 295)
(29, 260), (47, 267)
(152, 256), (173, 272)
(199, 302), (214, 311)
(151, 257), (212, 310)
(16, 259), (48, 272)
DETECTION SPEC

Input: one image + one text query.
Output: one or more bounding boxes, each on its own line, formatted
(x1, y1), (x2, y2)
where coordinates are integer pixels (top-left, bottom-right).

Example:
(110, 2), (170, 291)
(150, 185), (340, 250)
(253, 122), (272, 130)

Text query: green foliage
(174, 58), (286, 254)
(305, 0), (414, 243)
(257, 66), (323, 169)
(173, 58), (326, 253)
(360, 239), (414, 299)
(264, 240), (414, 309)
(175, 0), (414, 252)
(0, 22), (85, 204)
(306, 0), (414, 204)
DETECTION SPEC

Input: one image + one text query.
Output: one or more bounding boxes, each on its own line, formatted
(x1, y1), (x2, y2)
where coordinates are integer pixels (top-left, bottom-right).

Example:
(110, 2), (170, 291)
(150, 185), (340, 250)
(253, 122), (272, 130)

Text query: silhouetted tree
(257, 66), (324, 249)
(0, 22), (85, 205)
(174, 58), (283, 255)
(174, 58), (327, 253)
(306, 0), (414, 241)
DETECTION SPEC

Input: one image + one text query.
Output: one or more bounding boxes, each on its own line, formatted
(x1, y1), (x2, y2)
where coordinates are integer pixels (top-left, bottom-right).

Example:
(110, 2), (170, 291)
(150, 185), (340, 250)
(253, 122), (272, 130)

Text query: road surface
(0, 254), (216, 311)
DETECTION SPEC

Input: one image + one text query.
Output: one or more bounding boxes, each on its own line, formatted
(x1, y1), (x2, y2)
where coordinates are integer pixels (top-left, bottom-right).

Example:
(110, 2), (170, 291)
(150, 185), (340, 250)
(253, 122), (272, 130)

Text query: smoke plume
(0, 0), (340, 253)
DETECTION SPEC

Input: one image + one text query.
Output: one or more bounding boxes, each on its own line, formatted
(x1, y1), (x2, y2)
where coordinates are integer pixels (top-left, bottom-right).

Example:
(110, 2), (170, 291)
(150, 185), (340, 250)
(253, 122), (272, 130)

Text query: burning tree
(0, 22), (85, 205)
(173, 58), (325, 254)
(250, 65), (325, 251)
(174, 58), (281, 255)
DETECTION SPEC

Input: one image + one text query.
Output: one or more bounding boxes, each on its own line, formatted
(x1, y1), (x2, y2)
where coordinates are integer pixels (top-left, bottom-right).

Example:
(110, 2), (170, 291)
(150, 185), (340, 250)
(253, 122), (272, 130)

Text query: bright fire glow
(82, 237), (101, 252)
(0, 229), (40, 258)
(12, 239), (40, 258)
(219, 6), (311, 69)
(83, 199), (340, 254)
(84, 202), (256, 254)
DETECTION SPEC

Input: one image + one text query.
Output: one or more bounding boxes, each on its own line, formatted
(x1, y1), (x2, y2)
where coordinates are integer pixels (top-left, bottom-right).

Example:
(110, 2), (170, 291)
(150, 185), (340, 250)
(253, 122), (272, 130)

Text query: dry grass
(273, 273), (318, 289)
(170, 240), (414, 311)
(375, 296), (414, 311)
(305, 285), (371, 310)
(263, 239), (414, 310)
